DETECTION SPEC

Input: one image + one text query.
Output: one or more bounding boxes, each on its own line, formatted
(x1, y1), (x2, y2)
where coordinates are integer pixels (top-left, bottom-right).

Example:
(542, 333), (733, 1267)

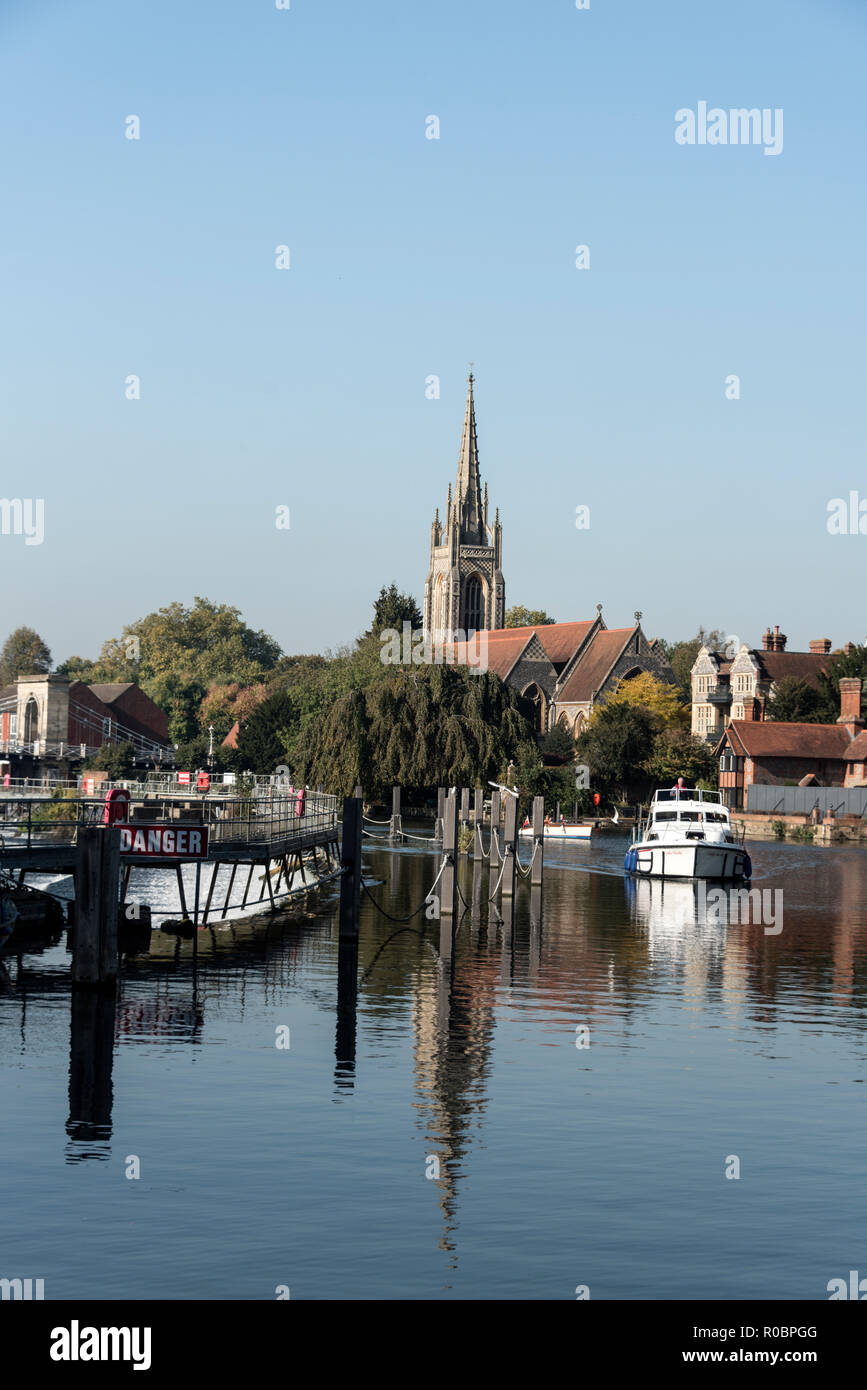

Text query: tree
(367, 584), (423, 636)
(234, 689), (300, 775)
(0, 626), (52, 685)
(540, 722), (575, 761)
(505, 606), (556, 628)
(85, 742), (136, 779)
(816, 646), (867, 722)
(576, 703), (657, 799)
(643, 728), (718, 786)
(303, 665), (536, 797)
(766, 676), (823, 723)
(603, 671), (688, 730)
(60, 597), (282, 692)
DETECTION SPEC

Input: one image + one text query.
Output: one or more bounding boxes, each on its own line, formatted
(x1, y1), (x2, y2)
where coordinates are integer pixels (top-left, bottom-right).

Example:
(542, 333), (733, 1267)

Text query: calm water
(2, 829), (867, 1300)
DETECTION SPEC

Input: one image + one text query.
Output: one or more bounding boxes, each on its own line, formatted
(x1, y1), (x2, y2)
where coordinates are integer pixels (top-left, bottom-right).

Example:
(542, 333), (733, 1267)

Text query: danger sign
(118, 825), (209, 859)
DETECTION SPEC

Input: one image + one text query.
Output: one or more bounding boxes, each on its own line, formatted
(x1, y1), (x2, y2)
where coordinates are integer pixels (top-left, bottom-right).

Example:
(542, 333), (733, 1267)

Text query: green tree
(765, 676), (824, 723)
(816, 645), (867, 721)
(505, 606), (556, 628)
(367, 584), (423, 636)
(235, 689), (300, 775)
(643, 728), (718, 786)
(576, 703), (657, 799)
(0, 626), (52, 684)
(303, 666), (536, 797)
(85, 742), (137, 779)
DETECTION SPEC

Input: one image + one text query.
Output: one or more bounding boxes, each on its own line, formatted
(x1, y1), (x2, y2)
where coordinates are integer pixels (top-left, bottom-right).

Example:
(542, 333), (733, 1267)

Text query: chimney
(809, 638), (832, 655)
(771, 624), (787, 652)
(762, 627), (773, 651)
(838, 678), (864, 737)
(742, 697), (761, 722)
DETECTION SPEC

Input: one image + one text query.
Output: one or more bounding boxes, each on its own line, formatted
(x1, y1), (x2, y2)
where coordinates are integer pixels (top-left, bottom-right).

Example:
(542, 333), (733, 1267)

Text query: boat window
(655, 811), (677, 822)
(685, 831), (705, 840)
(680, 812), (700, 822)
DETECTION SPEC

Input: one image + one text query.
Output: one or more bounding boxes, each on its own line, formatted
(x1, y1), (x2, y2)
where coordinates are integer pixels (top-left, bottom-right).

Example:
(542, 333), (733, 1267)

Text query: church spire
(455, 370), (484, 543)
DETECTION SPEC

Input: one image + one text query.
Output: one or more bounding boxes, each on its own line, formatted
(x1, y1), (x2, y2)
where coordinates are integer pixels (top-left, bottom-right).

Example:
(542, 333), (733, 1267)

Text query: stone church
(424, 374), (676, 732)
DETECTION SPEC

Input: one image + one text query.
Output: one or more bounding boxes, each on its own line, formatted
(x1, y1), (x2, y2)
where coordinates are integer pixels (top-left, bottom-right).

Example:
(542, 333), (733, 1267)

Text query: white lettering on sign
(116, 824), (209, 859)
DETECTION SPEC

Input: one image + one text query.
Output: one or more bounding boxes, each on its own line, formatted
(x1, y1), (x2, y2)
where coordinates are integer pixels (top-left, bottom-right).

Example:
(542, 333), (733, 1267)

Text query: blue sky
(1, 0), (865, 661)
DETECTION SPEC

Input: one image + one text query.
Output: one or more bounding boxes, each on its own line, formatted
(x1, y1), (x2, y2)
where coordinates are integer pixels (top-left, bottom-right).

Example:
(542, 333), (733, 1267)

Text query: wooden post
(440, 790), (459, 918)
(531, 794), (545, 888)
(502, 793), (518, 899)
(339, 796), (363, 940)
(73, 826), (120, 986)
(489, 788), (501, 869)
(435, 786), (445, 844)
(459, 787), (470, 830)
(389, 784), (402, 842)
(354, 784), (363, 802)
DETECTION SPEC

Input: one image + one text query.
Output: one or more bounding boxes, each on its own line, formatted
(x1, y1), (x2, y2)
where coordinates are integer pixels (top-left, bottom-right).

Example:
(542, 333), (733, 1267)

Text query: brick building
(0, 673), (172, 773)
(690, 625), (852, 743)
(716, 678), (866, 808)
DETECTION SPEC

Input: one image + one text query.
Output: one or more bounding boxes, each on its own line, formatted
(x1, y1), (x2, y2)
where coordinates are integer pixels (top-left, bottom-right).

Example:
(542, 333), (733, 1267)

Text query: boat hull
(624, 841), (750, 881)
(518, 824), (593, 840)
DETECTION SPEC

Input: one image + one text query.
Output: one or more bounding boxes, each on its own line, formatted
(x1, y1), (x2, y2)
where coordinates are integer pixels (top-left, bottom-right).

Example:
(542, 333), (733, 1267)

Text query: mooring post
(502, 793), (518, 899)
(531, 794), (545, 889)
(389, 784), (402, 843)
(74, 826), (120, 987)
(354, 784), (363, 802)
(339, 796), (363, 939)
(435, 786), (445, 844)
(459, 787), (470, 833)
(440, 789), (459, 918)
(489, 788), (501, 869)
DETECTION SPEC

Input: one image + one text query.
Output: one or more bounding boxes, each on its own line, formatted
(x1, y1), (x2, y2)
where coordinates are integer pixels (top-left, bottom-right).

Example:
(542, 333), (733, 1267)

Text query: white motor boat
(518, 820), (593, 840)
(624, 788), (751, 881)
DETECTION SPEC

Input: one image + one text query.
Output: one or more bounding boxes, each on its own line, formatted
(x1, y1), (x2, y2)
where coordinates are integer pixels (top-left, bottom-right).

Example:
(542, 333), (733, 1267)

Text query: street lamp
(208, 724), (215, 768)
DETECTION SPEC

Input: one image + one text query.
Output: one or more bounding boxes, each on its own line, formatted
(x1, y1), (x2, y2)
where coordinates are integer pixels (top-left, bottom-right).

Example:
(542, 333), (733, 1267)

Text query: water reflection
(4, 834), (867, 1296)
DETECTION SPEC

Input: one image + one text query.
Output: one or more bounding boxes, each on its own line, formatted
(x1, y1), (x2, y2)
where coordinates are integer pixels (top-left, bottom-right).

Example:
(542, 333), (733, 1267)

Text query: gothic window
(462, 575), (484, 632)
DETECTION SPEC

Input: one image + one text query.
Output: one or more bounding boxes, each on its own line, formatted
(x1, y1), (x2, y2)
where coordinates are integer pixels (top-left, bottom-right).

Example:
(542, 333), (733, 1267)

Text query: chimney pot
(809, 638), (832, 655)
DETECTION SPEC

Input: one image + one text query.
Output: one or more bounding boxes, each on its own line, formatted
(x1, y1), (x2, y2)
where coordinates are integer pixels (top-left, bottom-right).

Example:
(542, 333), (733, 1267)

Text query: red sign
(177, 772), (191, 786)
(118, 824), (209, 859)
(197, 772), (210, 791)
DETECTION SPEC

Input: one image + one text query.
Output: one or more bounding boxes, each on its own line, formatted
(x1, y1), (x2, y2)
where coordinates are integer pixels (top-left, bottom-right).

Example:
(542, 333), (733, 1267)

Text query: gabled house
(716, 678), (865, 808)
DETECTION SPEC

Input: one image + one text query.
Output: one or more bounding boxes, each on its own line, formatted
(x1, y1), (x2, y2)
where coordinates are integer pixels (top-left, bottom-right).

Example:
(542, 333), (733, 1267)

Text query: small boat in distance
(624, 786), (751, 881)
(519, 819), (594, 840)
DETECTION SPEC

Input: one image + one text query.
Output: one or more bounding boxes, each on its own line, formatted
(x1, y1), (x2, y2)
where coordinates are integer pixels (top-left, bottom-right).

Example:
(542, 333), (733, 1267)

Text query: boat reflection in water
(625, 873), (728, 964)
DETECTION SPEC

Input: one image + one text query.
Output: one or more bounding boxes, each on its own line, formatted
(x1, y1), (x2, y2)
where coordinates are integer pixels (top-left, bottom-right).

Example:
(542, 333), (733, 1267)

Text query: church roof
(493, 620), (596, 668)
(554, 628), (637, 704)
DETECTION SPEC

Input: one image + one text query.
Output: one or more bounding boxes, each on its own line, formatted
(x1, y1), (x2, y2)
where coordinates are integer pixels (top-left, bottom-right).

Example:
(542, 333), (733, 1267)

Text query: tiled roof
(223, 721), (240, 749)
(844, 729), (867, 761)
(450, 630), (537, 680)
(754, 652), (829, 687)
(722, 720), (852, 760)
(555, 628), (635, 704)
(88, 683), (136, 703)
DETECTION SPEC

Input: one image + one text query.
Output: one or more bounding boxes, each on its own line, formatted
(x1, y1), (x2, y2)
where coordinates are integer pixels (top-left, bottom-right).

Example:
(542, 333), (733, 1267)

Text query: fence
(0, 789), (339, 853)
(746, 785), (867, 817)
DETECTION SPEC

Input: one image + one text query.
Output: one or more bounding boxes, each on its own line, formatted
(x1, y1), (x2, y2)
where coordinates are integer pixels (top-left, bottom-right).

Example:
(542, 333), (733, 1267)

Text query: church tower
(423, 372), (505, 639)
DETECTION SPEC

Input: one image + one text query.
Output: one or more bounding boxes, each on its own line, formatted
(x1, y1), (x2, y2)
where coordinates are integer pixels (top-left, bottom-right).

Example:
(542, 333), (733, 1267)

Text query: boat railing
(652, 788), (722, 805)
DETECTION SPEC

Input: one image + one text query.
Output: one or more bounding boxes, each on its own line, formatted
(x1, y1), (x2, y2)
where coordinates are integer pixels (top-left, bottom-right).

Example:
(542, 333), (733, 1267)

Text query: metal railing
(652, 788), (723, 804)
(0, 789), (339, 854)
